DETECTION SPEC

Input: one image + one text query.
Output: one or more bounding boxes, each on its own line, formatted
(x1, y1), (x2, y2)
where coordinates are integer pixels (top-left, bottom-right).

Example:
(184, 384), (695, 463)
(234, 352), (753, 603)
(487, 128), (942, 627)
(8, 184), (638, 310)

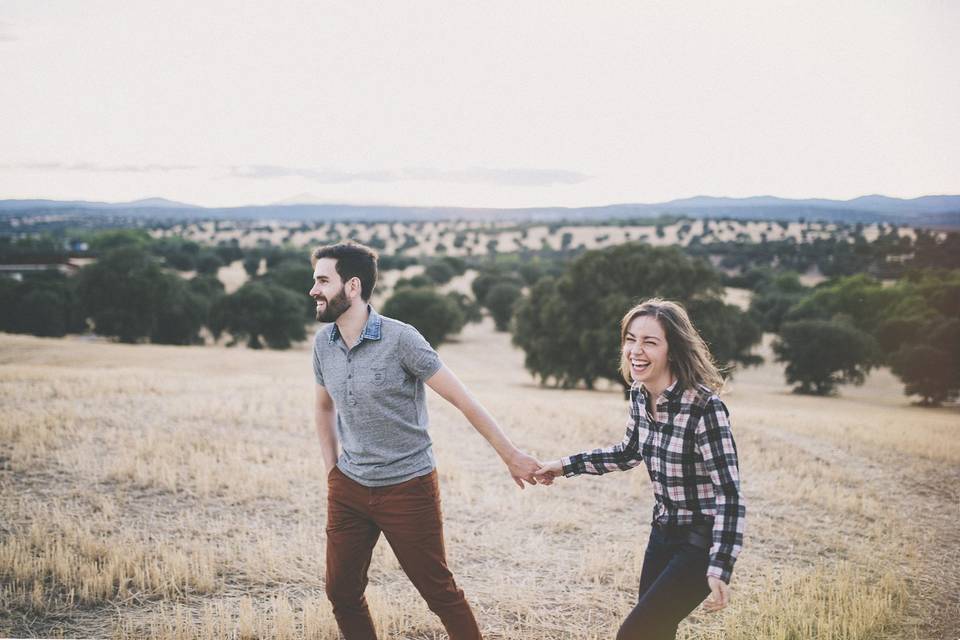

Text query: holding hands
(503, 449), (543, 489)
(534, 459), (564, 485)
(500, 452), (565, 489)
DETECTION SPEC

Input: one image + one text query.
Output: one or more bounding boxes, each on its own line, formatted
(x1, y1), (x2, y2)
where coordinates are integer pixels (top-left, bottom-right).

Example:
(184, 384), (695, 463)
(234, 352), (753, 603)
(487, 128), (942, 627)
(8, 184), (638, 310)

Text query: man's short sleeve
(399, 325), (442, 380)
(312, 331), (325, 386)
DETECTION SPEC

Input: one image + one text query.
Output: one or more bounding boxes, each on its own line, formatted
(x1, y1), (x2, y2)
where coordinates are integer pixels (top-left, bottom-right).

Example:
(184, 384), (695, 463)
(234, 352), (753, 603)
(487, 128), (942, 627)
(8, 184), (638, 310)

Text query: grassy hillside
(1, 322), (957, 638)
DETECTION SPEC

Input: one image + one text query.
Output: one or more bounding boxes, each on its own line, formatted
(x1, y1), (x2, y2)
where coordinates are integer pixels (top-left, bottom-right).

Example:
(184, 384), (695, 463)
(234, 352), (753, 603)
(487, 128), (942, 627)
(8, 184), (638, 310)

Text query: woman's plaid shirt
(561, 380), (745, 583)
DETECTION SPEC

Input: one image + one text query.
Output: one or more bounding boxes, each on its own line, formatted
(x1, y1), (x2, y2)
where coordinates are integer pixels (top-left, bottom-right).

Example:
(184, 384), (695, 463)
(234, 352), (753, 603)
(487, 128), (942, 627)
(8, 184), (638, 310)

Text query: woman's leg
(617, 543), (710, 640)
(636, 527), (671, 601)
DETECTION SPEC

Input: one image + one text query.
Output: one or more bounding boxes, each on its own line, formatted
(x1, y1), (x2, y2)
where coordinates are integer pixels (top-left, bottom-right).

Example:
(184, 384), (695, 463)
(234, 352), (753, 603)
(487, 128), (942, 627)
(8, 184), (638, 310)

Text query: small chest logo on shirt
(372, 369), (386, 384)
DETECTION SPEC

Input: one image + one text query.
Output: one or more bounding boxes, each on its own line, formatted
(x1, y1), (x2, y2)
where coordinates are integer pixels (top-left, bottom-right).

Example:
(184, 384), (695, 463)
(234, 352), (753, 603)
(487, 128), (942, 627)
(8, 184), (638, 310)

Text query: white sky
(1, 1), (958, 208)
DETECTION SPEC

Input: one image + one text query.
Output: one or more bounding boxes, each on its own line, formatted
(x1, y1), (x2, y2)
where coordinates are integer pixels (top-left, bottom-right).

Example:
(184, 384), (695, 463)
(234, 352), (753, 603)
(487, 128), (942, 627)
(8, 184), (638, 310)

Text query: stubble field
(1, 319), (958, 639)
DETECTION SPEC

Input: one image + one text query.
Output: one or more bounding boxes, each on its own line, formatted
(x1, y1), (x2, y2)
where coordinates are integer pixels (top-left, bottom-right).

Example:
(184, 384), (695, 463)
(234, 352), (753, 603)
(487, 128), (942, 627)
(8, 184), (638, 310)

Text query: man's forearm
(458, 399), (520, 462)
(315, 408), (339, 471)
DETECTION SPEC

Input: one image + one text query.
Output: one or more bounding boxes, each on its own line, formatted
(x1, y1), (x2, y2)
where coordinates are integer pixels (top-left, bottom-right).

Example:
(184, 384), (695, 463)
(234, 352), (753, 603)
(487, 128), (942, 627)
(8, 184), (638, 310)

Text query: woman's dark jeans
(616, 524), (711, 640)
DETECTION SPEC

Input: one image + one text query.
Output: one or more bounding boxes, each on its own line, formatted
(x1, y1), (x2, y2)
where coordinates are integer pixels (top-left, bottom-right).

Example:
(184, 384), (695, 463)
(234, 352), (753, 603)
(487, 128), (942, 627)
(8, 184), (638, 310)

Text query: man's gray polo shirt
(313, 306), (443, 487)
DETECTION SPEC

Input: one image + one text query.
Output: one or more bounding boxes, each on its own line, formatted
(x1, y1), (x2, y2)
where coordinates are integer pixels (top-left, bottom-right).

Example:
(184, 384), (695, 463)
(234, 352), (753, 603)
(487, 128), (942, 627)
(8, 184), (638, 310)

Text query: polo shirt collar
(328, 305), (383, 345)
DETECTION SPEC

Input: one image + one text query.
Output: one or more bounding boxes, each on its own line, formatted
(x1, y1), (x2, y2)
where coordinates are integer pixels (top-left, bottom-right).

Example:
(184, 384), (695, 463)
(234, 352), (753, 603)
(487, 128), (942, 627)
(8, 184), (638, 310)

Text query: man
(309, 241), (540, 639)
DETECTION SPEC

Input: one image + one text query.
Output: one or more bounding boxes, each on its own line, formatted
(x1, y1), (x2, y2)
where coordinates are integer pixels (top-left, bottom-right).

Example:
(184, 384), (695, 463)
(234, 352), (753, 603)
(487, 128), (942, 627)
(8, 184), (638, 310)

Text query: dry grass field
(1, 319), (958, 639)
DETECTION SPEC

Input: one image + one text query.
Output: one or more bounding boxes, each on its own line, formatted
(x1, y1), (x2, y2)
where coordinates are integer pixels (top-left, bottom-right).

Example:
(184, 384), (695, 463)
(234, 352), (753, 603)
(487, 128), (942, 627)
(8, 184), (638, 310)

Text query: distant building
(0, 257), (82, 281)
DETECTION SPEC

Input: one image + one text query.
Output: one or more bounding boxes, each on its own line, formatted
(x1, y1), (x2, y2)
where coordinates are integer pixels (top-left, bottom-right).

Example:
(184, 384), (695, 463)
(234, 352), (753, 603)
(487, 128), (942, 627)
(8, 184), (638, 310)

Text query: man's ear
(347, 276), (362, 299)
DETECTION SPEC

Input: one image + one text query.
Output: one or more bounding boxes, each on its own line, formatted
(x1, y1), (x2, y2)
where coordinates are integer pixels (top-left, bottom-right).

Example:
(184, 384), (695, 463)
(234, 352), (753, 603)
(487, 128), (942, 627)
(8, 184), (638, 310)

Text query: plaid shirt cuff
(560, 455), (582, 477)
(707, 558), (735, 584)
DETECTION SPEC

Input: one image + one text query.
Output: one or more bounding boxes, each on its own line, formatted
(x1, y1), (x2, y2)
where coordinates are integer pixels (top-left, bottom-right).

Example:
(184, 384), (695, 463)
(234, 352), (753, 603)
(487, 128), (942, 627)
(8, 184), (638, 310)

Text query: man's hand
(504, 449), (541, 489)
(324, 458), (338, 477)
(703, 576), (730, 613)
(534, 459), (564, 485)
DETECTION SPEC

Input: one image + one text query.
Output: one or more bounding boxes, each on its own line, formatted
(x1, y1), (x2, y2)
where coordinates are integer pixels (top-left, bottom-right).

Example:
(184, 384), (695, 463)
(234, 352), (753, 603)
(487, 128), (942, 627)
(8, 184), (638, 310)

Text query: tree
(748, 272), (809, 332)
(773, 319), (879, 395)
(214, 242), (244, 265)
(152, 238), (201, 271)
(890, 341), (957, 406)
(885, 272), (952, 397)
(424, 261), (456, 285)
(0, 271), (85, 337)
(86, 229), (151, 252)
(382, 288), (465, 347)
(439, 256), (467, 275)
(242, 254), (261, 277)
(471, 269), (523, 306)
(188, 275), (226, 337)
(880, 289), (959, 406)
(211, 281), (307, 349)
(378, 254), (418, 271)
(76, 247), (170, 342)
(517, 262), (544, 286)
(194, 251), (223, 276)
(260, 260), (314, 318)
(151, 278), (206, 345)
(75, 246), (210, 344)
(802, 269), (960, 404)
(18, 289), (67, 336)
(189, 274), (226, 299)
(512, 243), (761, 389)
(395, 275), (433, 290)
(484, 283), (523, 332)
(784, 274), (897, 334)
(446, 291), (483, 324)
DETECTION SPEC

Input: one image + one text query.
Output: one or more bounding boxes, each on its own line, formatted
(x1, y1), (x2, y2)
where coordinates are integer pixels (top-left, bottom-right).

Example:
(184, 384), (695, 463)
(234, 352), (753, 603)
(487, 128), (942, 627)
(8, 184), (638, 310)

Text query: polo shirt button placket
(347, 353), (356, 404)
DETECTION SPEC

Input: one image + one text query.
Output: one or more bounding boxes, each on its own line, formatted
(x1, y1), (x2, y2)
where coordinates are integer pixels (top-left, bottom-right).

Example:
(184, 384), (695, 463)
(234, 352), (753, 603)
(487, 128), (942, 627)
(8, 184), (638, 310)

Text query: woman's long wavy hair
(619, 298), (725, 393)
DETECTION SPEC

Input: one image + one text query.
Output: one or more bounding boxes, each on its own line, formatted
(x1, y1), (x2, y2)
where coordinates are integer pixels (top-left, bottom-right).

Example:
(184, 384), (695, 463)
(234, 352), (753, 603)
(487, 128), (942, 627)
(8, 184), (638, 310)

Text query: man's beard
(316, 286), (352, 322)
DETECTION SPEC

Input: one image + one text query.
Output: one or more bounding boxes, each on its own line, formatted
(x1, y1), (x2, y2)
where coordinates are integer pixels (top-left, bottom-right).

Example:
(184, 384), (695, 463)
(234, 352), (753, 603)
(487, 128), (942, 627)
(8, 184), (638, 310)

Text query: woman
(536, 298), (745, 640)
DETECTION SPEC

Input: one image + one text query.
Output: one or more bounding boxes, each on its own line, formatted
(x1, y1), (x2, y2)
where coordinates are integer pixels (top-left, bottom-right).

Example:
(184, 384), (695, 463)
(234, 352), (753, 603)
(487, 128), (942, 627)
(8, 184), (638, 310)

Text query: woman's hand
(703, 576), (730, 612)
(534, 460), (564, 485)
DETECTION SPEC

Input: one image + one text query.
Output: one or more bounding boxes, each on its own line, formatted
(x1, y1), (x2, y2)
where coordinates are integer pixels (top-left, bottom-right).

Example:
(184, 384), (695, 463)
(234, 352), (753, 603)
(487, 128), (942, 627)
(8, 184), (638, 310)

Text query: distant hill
(0, 197), (199, 212)
(1, 194), (957, 227)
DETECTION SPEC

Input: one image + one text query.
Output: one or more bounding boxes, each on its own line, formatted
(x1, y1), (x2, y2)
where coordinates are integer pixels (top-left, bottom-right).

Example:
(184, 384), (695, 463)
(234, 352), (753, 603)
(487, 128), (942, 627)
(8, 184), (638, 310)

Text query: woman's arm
(695, 397), (746, 585)
(536, 402), (645, 483)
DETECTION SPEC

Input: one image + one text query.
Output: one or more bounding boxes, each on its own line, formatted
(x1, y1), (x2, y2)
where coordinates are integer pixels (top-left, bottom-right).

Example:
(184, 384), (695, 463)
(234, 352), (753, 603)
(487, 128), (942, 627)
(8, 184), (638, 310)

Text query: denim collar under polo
(328, 305), (383, 347)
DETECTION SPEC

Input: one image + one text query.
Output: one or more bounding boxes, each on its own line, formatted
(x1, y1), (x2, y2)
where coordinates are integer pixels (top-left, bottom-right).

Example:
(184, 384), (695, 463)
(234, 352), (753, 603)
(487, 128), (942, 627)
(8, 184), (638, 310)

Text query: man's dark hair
(311, 242), (379, 301)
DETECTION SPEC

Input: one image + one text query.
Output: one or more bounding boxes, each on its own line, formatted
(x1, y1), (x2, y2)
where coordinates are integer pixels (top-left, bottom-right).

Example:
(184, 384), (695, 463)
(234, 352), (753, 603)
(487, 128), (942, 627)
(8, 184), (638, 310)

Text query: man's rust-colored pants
(325, 466), (482, 640)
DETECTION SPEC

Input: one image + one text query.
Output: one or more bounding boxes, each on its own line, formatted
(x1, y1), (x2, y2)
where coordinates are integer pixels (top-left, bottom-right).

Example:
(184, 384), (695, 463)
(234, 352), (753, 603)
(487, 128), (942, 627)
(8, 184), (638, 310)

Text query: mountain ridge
(1, 194), (958, 227)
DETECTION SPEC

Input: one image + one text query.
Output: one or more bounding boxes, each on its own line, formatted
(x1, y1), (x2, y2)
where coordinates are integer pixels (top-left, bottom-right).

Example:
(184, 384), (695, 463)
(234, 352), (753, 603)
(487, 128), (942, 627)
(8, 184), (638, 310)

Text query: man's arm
(425, 364), (540, 489)
(315, 383), (339, 474)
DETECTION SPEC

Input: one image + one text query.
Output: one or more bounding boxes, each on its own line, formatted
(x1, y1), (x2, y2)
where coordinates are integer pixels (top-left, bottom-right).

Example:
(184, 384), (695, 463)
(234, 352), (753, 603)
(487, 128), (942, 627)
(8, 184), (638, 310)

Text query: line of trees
(692, 227), (959, 281)
(1, 230), (427, 349)
(3, 226), (958, 405)
(764, 270), (960, 405)
(0, 231), (316, 348)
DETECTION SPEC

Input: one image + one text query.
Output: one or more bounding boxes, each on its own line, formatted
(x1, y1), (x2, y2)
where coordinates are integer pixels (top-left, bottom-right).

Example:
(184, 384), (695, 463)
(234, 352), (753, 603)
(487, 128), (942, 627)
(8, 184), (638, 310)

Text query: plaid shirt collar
(638, 378), (682, 407)
(328, 305), (383, 345)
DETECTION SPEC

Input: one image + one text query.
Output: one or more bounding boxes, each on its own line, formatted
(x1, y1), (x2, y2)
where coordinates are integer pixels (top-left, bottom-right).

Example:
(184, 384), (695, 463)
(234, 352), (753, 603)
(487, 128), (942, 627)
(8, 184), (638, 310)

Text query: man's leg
(375, 471), (482, 640)
(326, 467), (382, 640)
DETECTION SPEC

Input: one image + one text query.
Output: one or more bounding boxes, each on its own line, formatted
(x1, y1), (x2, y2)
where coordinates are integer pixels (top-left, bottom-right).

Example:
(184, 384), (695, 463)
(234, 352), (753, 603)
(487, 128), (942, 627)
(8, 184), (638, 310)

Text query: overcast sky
(1, 1), (957, 208)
